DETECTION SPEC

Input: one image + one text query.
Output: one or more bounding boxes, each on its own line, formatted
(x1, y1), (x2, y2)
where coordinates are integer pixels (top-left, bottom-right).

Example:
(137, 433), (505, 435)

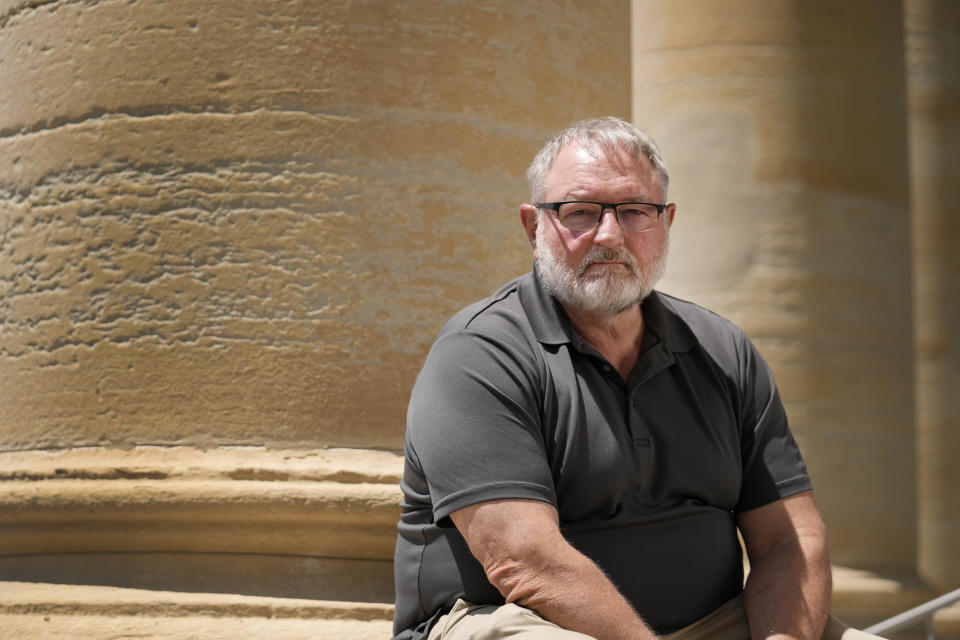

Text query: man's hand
(451, 498), (658, 640)
(737, 491), (832, 640)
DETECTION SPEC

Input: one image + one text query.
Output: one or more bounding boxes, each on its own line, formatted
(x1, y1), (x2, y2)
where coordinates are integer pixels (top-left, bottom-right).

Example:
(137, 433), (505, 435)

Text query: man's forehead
(560, 142), (603, 164)
(546, 142), (655, 189)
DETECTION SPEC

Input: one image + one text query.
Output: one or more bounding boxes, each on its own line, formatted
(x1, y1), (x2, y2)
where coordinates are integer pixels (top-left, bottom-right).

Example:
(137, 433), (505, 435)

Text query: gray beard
(535, 221), (668, 317)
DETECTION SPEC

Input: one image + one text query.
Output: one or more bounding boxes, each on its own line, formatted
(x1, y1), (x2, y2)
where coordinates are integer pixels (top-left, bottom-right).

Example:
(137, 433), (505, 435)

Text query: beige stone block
(0, 553), (395, 605)
(0, 111), (534, 450)
(0, 447), (402, 558)
(0, 0), (631, 452)
(0, 446), (402, 604)
(0, 0), (627, 136)
(0, 447), (403, 605)
(0, 581), (393, 640)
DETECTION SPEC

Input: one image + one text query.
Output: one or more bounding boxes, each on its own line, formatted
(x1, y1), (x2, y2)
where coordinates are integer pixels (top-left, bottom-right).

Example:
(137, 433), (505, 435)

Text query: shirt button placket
(629, 392), (651, 447)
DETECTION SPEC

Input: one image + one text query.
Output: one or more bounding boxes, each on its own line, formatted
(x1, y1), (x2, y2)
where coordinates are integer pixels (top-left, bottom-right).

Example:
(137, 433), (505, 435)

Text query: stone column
(632, 0), (918, 618)
(0, 0), (631, 624)
(905, 0), (960, 593)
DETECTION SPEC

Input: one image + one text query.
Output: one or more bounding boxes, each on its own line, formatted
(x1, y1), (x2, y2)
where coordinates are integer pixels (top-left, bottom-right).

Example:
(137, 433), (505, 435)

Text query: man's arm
(737, 490), (832, 640)
(451, 498), (658, 640)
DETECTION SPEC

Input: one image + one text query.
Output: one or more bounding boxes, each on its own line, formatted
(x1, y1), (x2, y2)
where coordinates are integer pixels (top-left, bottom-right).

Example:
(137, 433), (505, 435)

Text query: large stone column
(905, 0), (960, 593)
(0, 0), (631, 633)
(632, 0), (918, 620)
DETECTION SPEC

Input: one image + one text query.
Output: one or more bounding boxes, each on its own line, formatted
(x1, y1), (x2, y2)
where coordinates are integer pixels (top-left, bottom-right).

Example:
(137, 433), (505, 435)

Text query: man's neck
(562, 302), (646, 380)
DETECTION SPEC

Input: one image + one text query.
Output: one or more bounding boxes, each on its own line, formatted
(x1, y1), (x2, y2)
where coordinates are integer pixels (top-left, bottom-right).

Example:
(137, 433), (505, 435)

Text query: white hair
(526, 117), (670, 204)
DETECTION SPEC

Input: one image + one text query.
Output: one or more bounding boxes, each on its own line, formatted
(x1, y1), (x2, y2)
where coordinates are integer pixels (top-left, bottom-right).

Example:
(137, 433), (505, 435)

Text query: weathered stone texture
(0, 447), (402, 602)
(0, 582), (394, 639)
(632, 0), (915, 574)
(0, 448), (402, 557)
(0, 0), (631, 451)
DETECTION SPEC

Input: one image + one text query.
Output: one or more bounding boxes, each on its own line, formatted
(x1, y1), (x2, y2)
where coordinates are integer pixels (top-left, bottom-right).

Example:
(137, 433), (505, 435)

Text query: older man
(393, 118), (872, 640)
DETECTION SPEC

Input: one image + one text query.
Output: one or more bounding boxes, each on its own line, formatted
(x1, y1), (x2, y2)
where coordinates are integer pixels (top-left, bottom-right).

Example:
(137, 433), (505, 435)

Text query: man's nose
(593, 208), (625, 247)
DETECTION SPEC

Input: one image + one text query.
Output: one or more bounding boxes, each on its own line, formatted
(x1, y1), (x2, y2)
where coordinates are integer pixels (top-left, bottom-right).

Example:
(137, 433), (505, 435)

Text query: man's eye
(620, 206), (654, 217)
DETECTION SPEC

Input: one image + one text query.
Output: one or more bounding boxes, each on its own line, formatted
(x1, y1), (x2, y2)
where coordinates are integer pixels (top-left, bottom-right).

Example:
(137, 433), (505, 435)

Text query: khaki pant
(427, 595), (886, 640)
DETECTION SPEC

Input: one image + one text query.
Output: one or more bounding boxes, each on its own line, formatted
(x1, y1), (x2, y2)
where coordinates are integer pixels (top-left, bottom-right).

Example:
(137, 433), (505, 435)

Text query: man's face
(527, 142), (675, 316)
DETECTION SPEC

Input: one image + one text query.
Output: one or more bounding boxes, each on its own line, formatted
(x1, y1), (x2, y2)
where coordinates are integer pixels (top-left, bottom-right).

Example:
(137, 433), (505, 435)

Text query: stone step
(0, 581), (394, 640)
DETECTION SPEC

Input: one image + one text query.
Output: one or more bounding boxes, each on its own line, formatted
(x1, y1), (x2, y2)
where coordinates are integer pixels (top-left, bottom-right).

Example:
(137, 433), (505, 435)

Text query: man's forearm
(453, 499), (657, 640)
(743, 530), (831, 640)
(486, 534), (658, 640)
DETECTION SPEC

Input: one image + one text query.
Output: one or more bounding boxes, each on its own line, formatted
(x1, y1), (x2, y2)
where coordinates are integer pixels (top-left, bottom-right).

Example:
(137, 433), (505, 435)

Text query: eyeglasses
(537, 201), (665, 233)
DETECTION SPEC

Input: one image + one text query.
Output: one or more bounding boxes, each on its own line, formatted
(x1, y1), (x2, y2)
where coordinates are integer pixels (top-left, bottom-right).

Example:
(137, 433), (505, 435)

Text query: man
(393, 117), (875, 640)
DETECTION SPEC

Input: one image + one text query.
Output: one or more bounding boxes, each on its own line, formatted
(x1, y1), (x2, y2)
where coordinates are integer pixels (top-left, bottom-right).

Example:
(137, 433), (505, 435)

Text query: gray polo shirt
(393, 268), (812, 639)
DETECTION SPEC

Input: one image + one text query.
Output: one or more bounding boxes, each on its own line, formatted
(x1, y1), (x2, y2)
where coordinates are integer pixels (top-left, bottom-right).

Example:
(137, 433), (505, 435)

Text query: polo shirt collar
(519, 263), (574, 346)
(518, 262), (698, 355)
(641, 288), (698, 354)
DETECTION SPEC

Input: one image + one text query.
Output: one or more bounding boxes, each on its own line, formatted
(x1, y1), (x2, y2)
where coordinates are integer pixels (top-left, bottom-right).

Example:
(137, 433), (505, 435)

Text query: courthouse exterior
(1, 1), (957, 637)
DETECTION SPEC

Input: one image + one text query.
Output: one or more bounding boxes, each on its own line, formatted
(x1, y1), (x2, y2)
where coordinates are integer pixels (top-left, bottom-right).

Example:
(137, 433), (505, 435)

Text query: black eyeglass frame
(536, 200), (666, 232)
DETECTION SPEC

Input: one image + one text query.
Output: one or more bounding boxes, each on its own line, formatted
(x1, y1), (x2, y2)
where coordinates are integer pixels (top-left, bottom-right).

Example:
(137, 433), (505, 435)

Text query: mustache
(576, 246), (641, 276)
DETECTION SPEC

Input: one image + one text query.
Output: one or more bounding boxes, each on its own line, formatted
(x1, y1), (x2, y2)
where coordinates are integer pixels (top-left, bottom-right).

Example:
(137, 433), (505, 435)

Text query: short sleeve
(734, 333), (812, 512)
(406, 329), (558, 524)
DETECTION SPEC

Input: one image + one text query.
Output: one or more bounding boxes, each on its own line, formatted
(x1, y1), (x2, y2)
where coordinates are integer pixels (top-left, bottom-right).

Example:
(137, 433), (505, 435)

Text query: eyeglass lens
(557, 202), (660, 232)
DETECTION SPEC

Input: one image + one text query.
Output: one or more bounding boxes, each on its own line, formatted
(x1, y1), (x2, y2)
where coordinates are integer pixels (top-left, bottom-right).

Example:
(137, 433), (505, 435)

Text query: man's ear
(664, 202), (677, 230)
(519, 204), (539, 248)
